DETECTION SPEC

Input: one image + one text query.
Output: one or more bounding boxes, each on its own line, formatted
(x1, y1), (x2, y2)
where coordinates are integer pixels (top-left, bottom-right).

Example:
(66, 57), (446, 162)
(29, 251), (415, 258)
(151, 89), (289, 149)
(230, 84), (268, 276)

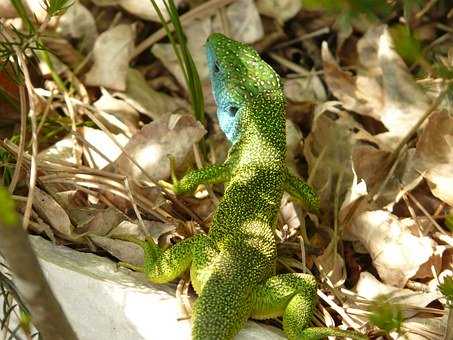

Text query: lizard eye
(213, 61), (220, 73)
(228, 106), (239, 117)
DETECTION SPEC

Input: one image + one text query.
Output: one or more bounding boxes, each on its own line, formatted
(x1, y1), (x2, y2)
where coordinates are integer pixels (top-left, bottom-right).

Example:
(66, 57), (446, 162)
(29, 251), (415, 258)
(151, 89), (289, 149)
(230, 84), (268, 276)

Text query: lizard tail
(299, 327), (369, 340)
(191, 254), (259, 340)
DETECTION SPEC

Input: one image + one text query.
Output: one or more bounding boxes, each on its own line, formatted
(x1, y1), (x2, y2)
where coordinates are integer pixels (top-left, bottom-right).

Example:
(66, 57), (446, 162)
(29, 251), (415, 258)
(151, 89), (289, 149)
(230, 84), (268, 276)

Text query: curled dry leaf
(322, 25), (431, 148)
(115, 114), (206, 181)
(33, 187), (72, 237)
(85, 24), (135, 91)
(349, 210), (435, 287)
(414, 110), (453, 206)
(256, 0), (302, 23)
(57, 2), (97, 52)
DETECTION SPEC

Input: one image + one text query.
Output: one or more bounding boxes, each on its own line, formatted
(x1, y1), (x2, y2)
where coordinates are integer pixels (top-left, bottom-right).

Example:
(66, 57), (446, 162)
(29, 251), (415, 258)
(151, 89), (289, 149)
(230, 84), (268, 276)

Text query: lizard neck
(230, 93), (287, 167)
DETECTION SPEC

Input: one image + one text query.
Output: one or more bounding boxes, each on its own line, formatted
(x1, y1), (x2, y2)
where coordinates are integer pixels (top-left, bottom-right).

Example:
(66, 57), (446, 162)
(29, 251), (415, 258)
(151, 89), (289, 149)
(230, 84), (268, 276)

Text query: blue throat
(206, 44), (240, 144)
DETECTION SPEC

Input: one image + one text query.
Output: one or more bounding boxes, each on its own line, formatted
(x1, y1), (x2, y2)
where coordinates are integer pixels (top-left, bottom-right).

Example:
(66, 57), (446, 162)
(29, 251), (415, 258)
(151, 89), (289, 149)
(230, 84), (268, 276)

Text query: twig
(0, 190), (78, 340)
(8, 86), (27, 195)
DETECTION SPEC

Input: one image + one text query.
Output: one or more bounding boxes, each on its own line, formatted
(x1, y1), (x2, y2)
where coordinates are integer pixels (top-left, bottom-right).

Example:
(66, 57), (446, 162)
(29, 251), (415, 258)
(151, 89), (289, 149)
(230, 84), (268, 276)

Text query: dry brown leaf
(284, 76), (327, 103)
(414, 110), (453, 205)
(322, 25), (431, 148)
(0, 0), (18, 17)
(77, 207), (127, 236)
(256, 0), (301, 23)
(212, 0), (264, 44)
(115, 69), (188, 120)
(152, 18), (211, 87)
(57, 2), (97, 52)
(93, 88), (140, 133)
(349, 211), (436, 287)
(33, 187), (73, 236)
(118, 0), (183, 22)
(39, 135), (81, 164)
(356, 272), (442, 313)
(315, 236), (347, 287)
(85, 24), (135, 91)
(115, 114), (206, 181)
(92, 220), (176, 265)
(303, 112), (373, 215)
(109, 220), (176, 242)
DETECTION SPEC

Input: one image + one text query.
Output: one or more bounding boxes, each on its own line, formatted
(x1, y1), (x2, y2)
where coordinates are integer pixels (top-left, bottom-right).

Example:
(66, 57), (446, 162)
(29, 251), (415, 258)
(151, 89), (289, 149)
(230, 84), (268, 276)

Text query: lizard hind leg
(250, 273), (368, 340)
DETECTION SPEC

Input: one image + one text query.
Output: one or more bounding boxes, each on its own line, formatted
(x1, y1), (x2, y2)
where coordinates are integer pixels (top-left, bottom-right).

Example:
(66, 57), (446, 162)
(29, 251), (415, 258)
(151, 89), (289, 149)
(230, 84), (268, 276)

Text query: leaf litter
(0, 0), (452, 339)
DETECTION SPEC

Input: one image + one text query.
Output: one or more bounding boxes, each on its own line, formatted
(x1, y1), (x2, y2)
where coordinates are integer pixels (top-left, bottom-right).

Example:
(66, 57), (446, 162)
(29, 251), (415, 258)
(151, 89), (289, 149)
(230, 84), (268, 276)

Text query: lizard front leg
(284, 170), (320, 213)
(116, 234), (208, 284)
(172, 162), (232, 195)
(250, 273), (367, 340)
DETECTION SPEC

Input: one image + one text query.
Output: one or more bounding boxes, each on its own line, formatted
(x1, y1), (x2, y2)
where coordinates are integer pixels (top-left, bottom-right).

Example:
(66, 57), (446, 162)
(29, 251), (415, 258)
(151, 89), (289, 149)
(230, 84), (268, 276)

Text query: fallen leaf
(256, 0), (302, 23)
(33, 187), (73, 236)
(322, 25), (431, 148)
(115, 69), (188, 120)
(85, 24), (135, 91)
(117, 0), (182, 22)
(316, 236), (347, 287)
(284, 76), (327, 103)
(93, 88), (140, 133)
(356, 271), (442, 314)
(115, 114), (206, 181)
(83, 127), (129, 169)
(414, 110), (453, 206)
(57, 2), (97, 52)
(39, 135), (81, 165)
(92, 220), (176, 265)
(152, 18), (212, 86)
(212, 0), (264, 44)
(349, 211), (436, 287)
(303, 111), (375, 215)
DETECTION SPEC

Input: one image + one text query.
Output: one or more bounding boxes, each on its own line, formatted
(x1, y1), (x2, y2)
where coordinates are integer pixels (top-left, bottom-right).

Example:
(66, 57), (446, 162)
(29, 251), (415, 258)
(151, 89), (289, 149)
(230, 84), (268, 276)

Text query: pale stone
(24, 236), (285, 340)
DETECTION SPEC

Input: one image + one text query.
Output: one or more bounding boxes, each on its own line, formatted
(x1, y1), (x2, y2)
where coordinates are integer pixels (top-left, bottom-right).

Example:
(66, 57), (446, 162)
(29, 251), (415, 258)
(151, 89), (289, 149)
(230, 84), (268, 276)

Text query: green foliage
(303, 0), (392, 20)
(368, 295), (403, 335)
(148, 0), (205, 124)
(389, 24), (422, 65)
(0, 186), (19, 226)
(439, 276), (453, 308)
(0, 135), (19, 187)
(446, 212), (453, 232)
(44, 0), (74, 16)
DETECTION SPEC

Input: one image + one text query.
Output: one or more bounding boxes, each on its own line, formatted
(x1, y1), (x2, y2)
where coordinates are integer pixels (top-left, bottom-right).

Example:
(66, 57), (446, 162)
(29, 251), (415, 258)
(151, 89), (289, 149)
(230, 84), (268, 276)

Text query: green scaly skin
(127, 34), (367, 340)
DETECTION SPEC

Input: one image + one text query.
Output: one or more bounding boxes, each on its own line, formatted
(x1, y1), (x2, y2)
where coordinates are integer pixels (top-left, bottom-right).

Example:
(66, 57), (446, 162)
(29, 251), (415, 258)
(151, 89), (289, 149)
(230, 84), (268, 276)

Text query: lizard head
(206, 33), (283, 144)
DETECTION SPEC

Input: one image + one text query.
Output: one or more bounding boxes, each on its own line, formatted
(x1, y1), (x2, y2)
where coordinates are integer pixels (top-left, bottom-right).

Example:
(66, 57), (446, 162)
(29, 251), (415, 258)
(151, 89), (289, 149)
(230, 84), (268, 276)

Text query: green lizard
(123, 33), (367, 340)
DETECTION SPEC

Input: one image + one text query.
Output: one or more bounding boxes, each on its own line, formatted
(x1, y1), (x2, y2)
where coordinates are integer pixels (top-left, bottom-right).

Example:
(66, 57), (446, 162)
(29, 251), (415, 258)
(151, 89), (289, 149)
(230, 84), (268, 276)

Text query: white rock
(26, 236), (285, 340)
